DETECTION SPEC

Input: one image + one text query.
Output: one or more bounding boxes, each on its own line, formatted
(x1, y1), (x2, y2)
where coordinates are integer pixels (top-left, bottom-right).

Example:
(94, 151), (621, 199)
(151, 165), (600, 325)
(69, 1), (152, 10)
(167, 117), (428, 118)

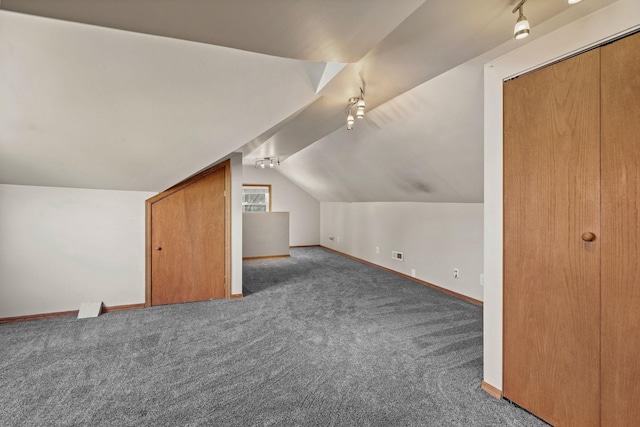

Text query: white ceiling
(278, 56), (487, 203)
(0, 0), (425, 62)
(0, 0), (621, 199)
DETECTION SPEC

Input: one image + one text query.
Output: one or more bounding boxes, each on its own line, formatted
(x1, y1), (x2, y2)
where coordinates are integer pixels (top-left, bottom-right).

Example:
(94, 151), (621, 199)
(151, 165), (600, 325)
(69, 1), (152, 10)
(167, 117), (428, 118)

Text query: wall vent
(391, 251), (403, 261)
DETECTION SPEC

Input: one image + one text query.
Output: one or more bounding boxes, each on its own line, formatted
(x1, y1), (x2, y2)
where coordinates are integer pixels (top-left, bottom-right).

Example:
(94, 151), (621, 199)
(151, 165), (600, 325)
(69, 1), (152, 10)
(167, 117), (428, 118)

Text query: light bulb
(568, 0), (582, 4)
(514, 14), (530, 40)
(347, 112), (355, 130)
(260, 161), (265, 169)
(269, 159), (274, 168)
(356, 98), (365, 119)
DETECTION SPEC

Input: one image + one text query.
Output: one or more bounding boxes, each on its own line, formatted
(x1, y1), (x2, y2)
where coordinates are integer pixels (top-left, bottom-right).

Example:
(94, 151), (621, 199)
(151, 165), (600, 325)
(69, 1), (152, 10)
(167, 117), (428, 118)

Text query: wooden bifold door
(504, 31), (640, 427)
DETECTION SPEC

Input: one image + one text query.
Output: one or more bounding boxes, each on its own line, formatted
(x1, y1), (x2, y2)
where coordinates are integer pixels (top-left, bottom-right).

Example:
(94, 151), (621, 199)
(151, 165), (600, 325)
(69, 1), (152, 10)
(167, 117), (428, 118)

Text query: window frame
(242, 184), (272, 212)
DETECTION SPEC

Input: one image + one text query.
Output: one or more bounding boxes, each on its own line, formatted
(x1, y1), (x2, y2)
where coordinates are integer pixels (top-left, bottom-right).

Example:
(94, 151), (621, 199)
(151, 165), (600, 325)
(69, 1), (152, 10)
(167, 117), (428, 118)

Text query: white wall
(484, 0), (640, 391)
(0, 11), (320, 192)
(230, 154), (243, 295)
(242, 166), (320, 246)
(321, 202), (483, 301)
(243, 212), (290, 258)
(0, 154), (244, 317)
(0, 184), (155, 318)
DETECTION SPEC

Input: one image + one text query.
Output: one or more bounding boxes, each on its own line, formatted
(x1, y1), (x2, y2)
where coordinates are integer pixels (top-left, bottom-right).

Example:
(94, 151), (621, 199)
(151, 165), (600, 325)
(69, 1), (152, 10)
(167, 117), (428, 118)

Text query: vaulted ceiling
(0, 0), (620, 200)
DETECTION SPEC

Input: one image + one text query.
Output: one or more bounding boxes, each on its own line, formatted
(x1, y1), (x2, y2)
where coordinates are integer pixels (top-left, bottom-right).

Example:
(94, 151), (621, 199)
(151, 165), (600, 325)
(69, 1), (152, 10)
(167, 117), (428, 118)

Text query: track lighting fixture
(510, 0), (582, 39)
(346, 87), (366, 130)
(346, 108), (355, 130)
(254, 157), (280, 169)
(512, 0), (530, 40)
(356, 88), (365, 119)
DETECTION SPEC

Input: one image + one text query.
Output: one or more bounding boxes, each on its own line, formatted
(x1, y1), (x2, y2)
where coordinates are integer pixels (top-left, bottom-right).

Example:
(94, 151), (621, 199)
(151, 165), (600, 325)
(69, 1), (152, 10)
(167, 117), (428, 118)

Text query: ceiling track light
(346, 107), (355, 130)
(255, 157), (280, 169)
(356, 87), (365, 119)
(346, 87), (366, 130)
(512, 0), (530, 40)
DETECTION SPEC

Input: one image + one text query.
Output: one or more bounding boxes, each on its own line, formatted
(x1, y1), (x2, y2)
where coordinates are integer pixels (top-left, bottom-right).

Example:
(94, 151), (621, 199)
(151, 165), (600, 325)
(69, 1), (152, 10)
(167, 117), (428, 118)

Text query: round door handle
(581, 232), (596, 242)
(155, 247), (162, 251)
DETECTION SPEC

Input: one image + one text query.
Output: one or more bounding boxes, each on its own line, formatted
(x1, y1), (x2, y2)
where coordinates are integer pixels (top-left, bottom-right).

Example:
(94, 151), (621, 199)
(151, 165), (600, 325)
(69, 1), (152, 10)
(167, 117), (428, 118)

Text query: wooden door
(601, 31), (640, 426)
(149, 166), (226, 306)
(503, 50), (601, 426)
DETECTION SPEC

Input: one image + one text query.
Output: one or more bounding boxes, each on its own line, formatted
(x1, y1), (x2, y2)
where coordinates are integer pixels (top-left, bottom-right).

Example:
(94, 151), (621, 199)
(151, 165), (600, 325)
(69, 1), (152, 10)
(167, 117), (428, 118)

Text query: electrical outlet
(376, 246), (380, 254)
(454, 268), (459, 279)
(411, 268), (416, 278)
(480, 274), (485, 286)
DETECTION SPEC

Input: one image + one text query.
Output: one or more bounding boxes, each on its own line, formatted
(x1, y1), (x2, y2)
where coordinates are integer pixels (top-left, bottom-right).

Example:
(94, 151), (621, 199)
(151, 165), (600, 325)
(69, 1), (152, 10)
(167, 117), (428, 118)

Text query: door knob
(581, 232), (596, 242)
(155, 247), (162, 251)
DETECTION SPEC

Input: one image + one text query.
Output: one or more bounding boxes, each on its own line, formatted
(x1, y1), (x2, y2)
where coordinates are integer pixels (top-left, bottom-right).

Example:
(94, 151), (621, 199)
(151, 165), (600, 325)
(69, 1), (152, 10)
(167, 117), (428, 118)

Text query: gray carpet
(0, 247), (546, 426)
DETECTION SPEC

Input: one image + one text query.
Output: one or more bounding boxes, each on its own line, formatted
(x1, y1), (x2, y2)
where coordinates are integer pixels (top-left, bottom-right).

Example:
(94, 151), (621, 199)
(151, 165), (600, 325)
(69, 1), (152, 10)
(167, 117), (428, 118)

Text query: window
(242, 185), (271, 212)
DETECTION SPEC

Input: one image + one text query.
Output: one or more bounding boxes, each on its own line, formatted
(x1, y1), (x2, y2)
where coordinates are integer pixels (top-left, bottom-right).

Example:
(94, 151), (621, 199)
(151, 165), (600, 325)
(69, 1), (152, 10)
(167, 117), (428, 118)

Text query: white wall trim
(229, 153), (244, 295)
(483, 0), (640, 391)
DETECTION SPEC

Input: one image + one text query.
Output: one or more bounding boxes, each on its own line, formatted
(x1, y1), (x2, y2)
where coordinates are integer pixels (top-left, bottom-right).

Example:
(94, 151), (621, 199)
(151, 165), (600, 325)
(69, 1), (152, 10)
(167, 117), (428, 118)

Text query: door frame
(145, 160), (231, 307)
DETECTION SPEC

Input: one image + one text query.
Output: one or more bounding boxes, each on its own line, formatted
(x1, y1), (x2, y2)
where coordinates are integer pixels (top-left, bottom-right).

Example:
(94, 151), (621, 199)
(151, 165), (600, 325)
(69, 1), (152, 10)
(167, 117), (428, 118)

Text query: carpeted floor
(0, 247), (546, 426)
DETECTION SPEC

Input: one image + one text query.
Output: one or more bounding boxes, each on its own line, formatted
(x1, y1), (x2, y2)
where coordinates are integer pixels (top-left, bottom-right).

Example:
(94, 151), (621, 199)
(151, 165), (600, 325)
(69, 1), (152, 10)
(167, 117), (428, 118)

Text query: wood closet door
(151, 167), (226, 305)
(601, 31), (640, 426)
(503, 50), (601, 426)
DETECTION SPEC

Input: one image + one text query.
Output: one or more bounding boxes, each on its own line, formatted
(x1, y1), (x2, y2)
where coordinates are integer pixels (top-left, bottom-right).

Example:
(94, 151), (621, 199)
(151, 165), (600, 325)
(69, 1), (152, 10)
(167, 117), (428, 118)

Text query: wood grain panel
(151, 167), (226, 305)
(0, 304), (145, 324)
(503, 50), (601, 426)
(481, 381), (503, 400)
(601, 31), (640, 427)
(0, 310), (79, 323)
(101, 304), (145, 313)
(243, 254), (291, 260)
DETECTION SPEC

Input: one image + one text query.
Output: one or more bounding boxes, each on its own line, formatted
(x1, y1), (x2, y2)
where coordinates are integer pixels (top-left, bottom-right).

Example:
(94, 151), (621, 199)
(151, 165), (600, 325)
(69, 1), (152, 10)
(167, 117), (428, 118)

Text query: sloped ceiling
(0, 0), (425, 62)
(277, 57), (486, 203)
(0, 11), (320, 191)
(0, 0), (621, 198)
